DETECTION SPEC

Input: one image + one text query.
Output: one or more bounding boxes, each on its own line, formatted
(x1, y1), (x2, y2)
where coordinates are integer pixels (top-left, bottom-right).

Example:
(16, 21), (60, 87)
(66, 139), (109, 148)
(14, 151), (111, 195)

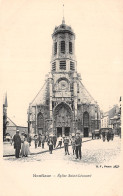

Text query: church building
(28, 18), (100, 137)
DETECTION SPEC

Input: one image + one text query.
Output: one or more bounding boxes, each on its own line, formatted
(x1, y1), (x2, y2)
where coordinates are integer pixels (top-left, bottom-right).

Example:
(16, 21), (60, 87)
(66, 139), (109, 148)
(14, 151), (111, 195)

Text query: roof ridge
(79, 80), (96, 103)
(30, 80), (48, 105)
(7, 117), (17, 126)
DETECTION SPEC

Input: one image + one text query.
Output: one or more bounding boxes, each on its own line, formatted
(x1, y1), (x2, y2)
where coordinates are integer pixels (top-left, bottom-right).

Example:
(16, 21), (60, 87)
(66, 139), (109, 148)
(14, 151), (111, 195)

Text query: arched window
(69, 42), (72, 54)
(61, 41), (65, 53)
(37, 113), (44, 129)
(83, 112), (89, 127)
(54, 42), (57, 55)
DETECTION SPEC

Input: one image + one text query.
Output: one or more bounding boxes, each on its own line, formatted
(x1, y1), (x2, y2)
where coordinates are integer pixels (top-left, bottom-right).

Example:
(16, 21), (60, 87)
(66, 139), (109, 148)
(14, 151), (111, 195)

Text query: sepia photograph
(0, 0), (123, 196)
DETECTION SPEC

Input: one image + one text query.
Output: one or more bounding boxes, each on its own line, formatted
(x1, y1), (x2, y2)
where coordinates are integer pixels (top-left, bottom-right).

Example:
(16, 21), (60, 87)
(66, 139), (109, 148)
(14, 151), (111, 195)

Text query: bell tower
(51, 19), (76, 73)
(49, 18), (78, 136)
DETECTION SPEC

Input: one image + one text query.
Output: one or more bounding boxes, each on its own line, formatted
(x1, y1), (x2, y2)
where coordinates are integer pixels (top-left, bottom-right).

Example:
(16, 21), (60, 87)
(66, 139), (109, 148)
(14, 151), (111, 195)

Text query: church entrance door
(57, 127), (62, 137)
(54, 102), (72, 137)
(84, 128), (89, 137)
(64, 127), (70, 136)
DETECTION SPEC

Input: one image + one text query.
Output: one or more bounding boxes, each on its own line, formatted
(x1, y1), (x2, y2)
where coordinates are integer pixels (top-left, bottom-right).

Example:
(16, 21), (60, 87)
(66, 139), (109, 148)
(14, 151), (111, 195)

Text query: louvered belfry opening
(52, 62), (56, 71)
(60, 61), (66, 70)
(70, 61), (75, 71)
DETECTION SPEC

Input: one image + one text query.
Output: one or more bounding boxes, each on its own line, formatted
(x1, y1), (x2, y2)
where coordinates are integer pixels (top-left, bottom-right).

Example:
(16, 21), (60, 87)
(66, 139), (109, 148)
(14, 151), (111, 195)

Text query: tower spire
(62, 4), (65, 24)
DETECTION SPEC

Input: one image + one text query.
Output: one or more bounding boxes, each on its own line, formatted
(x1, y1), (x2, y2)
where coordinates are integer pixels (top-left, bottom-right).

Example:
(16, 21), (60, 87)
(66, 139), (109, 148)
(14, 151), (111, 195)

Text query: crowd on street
(11, 130), (82, 160)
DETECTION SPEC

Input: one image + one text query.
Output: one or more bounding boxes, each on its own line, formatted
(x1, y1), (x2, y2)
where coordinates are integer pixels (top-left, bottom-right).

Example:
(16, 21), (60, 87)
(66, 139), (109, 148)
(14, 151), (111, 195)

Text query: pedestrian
(10, 136), (13, 145)
(75, 131), (82, 160)
(71, 133), (76, 155)
(41, 134), (45, 149)
(107, 131), (111, 142)
(21, 132), (25, 143)
(13, 130), (21, 158)
(102, 131), (105, 142)
(34, 135), (38, 148)
(38, 134), (42, 147)
(63, 136), (70, 155)
(56, 135), (62, 148)
(21, 135), (30, 157)
(47, 136), (53, 154)
(27, 134), (32, 146)
(53, 134), (57, 148)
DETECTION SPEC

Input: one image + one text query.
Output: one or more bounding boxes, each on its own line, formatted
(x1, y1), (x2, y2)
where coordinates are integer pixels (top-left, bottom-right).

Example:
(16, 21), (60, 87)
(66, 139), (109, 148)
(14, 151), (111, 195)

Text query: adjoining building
(6, 117), (28, 137)
(27, 18), (101, 137)
(3, 93), (28, 139)
(101, 101), (121, 136)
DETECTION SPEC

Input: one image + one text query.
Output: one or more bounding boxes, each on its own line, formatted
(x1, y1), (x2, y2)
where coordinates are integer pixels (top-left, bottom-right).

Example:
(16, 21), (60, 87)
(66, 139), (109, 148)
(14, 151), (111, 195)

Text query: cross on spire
(62, 4), (65, 24)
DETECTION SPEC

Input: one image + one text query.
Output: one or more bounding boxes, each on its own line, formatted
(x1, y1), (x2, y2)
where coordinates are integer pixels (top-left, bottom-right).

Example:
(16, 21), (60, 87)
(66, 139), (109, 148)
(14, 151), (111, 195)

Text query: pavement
(3, 136), (121, 167)
(3, 137), (92, 157)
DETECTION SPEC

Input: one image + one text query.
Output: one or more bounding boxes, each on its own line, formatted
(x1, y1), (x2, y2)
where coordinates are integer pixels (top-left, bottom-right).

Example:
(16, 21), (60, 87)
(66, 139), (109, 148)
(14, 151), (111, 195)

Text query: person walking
(102, 131), (105, 142)
(71, 133), (76, 155)
(34, 135), (38, 148)
(41, 134), (45, 149)
(21, 135), (30, 157)
(56, 135), (62, 148)
(53, 134), (57, 149)
(63, 136), (70, 155)
(13, 130), (21, 158)
(75, 131), (82, 160)
(47, 136), (53, 154)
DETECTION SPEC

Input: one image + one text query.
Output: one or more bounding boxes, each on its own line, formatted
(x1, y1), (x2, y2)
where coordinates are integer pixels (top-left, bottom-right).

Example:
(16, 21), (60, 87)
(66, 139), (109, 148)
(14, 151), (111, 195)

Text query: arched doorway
(53, 102), (72, 137)
(37, 112), (44, 134)
(83, 112), (89, 137)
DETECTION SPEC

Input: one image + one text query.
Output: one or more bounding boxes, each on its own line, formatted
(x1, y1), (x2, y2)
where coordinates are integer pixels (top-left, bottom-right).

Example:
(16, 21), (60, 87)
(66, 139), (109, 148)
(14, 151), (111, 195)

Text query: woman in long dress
(21, 136), (30, 157)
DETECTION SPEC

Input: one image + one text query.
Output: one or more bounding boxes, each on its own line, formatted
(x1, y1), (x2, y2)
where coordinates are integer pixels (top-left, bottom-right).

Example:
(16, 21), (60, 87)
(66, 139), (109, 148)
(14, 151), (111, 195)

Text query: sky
(0, 0), (123, 126)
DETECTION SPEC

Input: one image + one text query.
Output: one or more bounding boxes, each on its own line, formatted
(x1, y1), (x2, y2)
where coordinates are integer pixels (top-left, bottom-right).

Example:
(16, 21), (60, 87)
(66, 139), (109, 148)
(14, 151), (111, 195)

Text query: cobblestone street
(3, 136), (121, 167)
(2, 136), (122, 196)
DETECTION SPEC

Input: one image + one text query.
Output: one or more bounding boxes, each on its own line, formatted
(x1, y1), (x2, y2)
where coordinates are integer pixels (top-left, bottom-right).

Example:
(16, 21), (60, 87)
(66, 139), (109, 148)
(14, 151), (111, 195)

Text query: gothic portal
(28, 18), (101, 137)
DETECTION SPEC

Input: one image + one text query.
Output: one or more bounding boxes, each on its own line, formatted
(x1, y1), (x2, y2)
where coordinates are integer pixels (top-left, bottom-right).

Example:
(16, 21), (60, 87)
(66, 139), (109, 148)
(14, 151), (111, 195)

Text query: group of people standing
(12, 130), (82, 160)
(47, 131), (82, 160)
(13, 130), (30, 158)
(102, 131), (114, 142)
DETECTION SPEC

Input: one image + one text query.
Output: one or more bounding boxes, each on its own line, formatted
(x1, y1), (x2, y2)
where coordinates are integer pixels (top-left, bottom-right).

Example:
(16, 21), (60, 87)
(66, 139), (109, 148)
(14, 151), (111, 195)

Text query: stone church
(28, 18), (100, 137)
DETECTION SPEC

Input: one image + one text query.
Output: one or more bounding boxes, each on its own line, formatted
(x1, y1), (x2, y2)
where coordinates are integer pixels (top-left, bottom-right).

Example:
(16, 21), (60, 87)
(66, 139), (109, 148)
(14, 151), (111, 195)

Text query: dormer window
(61, 41), (65, 54)
(54, 42), (57, 55)
(69, 42), (72, 54)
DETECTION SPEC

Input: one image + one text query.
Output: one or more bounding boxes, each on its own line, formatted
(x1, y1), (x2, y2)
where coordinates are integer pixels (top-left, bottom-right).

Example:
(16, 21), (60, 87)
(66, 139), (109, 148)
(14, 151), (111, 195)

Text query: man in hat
(75, 131), (82, 160)
(13, 130), (21, 158)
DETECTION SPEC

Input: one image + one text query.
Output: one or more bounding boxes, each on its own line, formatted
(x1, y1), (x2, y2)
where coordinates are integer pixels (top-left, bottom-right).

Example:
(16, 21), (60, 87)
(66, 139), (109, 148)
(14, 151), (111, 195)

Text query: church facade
(28, 18), (101, 137)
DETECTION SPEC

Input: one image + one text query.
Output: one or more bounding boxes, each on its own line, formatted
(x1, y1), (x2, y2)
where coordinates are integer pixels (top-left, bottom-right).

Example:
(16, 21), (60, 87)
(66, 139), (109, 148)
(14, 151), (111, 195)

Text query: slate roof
(78, 80), (96, 105)
(30, 80), (49, 106)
